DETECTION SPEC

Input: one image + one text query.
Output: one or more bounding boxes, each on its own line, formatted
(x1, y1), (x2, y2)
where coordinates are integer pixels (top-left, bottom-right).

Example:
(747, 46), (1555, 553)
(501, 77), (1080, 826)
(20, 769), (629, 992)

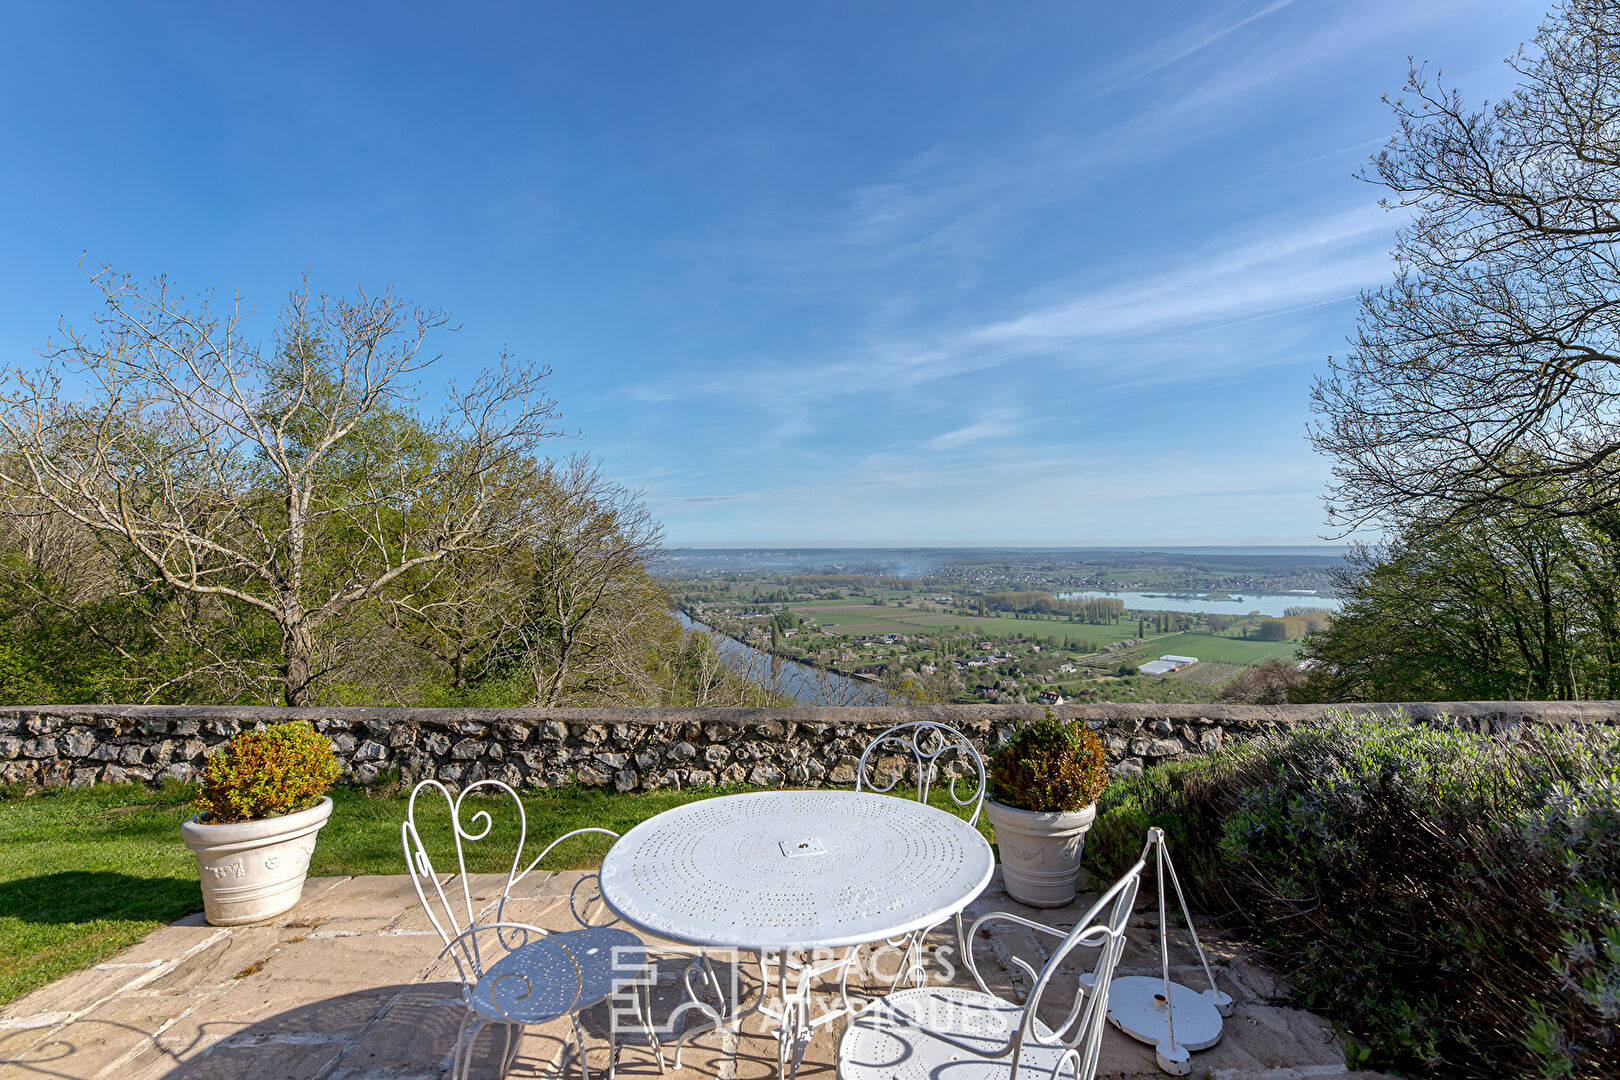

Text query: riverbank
(673, 608), (888, 704)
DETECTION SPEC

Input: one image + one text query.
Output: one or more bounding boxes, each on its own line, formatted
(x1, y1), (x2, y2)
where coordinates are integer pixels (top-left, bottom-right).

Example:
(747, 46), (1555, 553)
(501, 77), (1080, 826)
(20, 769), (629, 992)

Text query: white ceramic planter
(984, 799), (1097, 907)
(181, 796), (333, 926)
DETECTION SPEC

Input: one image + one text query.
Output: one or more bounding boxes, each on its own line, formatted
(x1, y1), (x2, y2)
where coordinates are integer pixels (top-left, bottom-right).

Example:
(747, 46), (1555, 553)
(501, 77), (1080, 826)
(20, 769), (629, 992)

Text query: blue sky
(0, 2), (1544, 546)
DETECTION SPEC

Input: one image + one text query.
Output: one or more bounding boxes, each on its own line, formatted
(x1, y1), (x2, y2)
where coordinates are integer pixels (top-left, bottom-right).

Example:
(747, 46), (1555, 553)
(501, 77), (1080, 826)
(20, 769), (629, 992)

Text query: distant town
(658, 547), (1341, 705)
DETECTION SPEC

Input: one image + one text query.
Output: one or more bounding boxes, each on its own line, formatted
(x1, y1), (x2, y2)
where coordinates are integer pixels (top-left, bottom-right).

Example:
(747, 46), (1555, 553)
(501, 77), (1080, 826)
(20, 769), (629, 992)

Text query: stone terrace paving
(0, 867), (1401, 1080)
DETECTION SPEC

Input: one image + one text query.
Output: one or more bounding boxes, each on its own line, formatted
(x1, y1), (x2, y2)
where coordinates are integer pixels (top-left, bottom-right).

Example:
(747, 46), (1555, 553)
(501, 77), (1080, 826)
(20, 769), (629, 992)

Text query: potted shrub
(181, 721), (340, 926)
(983, 710), (1110, 907)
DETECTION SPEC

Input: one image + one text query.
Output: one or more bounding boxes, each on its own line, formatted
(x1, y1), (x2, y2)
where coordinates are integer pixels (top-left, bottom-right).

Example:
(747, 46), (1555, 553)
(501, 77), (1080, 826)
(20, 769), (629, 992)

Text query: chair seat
(472, 926), (648, 1024)
(839, 986), (1073, 1080)
(558, 926), (649, 1007)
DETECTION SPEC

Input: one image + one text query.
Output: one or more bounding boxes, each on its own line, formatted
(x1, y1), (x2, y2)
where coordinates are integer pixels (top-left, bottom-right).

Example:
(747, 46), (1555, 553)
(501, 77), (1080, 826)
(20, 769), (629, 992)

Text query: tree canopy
(1297, 498), (1620, 702)
(1313, 0), (1620, 527)
(0, 269), (770, 709)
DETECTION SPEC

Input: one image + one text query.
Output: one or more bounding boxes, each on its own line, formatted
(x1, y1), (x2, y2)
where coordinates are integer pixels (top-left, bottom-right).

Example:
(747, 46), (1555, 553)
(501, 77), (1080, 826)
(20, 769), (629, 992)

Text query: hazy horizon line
(663, 542), (1352, 551)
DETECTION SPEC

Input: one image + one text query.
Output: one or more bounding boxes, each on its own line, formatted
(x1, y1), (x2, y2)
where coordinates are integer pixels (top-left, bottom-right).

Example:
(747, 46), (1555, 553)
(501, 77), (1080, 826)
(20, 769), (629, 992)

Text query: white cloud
(626, 199), (1397, 413)
(924, 409), (1020, 452)
(966, 204), (1393, 352)
(1106, 0), (1300, 86)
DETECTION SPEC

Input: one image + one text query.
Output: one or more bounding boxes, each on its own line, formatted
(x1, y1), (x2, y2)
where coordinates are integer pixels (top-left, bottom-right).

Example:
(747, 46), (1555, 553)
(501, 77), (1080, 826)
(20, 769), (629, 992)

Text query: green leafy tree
(1298, 504), (1620, 701)
(1257, 619), (1289, 642)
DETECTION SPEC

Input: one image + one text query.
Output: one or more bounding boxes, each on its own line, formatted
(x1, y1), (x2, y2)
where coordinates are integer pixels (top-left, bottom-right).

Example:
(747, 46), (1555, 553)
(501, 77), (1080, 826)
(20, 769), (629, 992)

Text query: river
(674, 611), (890, 705)
(1057, 590), (1342, 617)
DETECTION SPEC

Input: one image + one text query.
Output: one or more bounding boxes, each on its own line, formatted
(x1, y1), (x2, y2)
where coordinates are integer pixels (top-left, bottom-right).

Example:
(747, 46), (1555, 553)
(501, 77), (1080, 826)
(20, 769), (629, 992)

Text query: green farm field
(788, 601), (1145, 643)
(1122, 632), (1299, 666)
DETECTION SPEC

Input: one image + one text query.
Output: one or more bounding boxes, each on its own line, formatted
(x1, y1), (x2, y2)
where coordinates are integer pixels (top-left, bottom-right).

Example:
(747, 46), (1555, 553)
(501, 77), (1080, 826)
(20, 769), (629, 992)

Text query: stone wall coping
(0, 700), (1616, 727)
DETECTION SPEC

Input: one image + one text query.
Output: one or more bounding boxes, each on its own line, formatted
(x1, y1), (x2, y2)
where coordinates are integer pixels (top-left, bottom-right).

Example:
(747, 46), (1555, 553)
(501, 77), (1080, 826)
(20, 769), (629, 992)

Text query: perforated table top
(598, 790), (995, 951)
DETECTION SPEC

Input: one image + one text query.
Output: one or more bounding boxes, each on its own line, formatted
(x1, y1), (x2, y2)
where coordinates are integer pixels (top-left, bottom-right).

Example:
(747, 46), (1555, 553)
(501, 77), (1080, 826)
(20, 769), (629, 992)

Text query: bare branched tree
(1312, 0), (1620, 527)
(0, 267), (560, 704)
(0, 487), (287, 703)
(692, 634), (802, 706)
(384, 454), (671, 705)
(0, 491), (118, 606)
(684, 629), (743, 705)
(382, 545), (528, 693)
(516, 456), (667, 705)
(806, 663), (883, 706)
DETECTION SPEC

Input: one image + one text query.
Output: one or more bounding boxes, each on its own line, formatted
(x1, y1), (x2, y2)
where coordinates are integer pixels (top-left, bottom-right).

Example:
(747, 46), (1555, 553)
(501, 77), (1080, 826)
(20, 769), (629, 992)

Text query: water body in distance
(658, 546), (1350, 576)
(1057, 591), (1342, 617)
(674, 611), (889, 705)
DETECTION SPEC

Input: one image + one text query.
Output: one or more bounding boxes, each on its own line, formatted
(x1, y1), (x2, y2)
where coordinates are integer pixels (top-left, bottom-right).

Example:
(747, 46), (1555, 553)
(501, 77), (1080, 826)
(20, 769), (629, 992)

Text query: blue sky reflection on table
(0, 1), (1543, 546)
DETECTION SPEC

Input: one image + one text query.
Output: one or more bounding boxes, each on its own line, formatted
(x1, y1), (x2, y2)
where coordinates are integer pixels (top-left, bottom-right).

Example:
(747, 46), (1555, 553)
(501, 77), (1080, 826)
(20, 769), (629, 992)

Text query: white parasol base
(1105, 976), (1228, 1076)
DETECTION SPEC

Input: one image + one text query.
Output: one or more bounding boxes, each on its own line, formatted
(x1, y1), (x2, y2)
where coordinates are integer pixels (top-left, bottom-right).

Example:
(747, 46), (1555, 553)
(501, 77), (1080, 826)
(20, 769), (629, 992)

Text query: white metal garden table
(598, 789), (995, 1078)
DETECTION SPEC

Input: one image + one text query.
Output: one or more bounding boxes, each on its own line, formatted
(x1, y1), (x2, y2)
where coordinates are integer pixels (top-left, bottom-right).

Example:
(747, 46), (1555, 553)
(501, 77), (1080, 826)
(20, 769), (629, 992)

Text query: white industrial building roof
(1140, 654), (1199, 676)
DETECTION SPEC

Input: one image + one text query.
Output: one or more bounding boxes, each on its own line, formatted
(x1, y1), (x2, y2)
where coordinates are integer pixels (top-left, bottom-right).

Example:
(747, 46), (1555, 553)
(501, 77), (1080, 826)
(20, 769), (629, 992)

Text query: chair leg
(451, 1010), (471, 1080)
(573, 1013), (592, 1080)
(454, 1012), (485, 1080)
(497, 1023), (524, 1079)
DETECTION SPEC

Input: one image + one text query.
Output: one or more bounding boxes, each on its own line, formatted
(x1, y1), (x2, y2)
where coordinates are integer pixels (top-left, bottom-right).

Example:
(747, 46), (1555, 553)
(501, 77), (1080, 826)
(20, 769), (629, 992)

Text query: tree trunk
(283, 619), (314, 706)
(452, 609), (469, 688)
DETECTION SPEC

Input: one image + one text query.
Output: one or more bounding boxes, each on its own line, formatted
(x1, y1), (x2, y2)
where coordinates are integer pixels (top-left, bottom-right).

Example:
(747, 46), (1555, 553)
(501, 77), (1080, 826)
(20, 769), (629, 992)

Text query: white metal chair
(402, 778), (662, 1080)
(855, 719), (988, 825)
(853, 720), (987, 988)
(837, 853), (1146, 1080)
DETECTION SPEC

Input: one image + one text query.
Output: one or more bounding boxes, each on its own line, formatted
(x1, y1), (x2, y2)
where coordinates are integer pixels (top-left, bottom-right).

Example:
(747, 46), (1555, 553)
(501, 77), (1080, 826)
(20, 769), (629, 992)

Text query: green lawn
(0, 780), (993, 1007)
(0, 782), (203, 1008)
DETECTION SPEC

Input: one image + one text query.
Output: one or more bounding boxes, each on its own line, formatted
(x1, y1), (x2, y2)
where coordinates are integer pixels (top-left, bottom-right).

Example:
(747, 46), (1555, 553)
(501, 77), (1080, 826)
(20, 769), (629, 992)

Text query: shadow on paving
(6, 978), (729, 1080)
(7, 983), (495, 1080)
(0, 872), (198, 925)
(157, 983), (472, 1080)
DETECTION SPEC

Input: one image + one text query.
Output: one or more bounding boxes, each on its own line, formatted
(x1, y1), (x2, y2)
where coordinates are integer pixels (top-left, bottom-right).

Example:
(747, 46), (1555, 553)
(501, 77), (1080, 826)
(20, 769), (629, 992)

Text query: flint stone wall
(2, 701), (1616, 792)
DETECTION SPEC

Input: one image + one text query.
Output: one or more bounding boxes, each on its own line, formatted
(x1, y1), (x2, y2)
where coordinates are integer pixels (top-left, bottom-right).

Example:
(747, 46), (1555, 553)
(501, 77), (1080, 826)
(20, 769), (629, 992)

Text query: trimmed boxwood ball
(196, 721), (340, 823)
(989, 710), (1108, 812)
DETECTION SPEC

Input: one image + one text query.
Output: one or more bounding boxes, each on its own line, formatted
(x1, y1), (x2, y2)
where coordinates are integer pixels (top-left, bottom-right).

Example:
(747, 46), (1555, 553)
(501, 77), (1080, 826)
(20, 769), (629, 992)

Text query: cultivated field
(1121, 632), (1300, 666)
(787, 601), (1146, 645)
(1170, 660), (1247, 686)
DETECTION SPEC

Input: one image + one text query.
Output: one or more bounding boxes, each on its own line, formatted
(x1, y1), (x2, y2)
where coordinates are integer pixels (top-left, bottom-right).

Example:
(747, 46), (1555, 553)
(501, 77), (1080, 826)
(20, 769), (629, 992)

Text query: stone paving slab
(0, 870), (1402, 1080)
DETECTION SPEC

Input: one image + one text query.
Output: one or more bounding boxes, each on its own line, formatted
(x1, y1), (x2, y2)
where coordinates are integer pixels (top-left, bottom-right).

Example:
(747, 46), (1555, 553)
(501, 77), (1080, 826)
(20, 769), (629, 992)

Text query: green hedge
(1086, 710), (1620, 1079)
